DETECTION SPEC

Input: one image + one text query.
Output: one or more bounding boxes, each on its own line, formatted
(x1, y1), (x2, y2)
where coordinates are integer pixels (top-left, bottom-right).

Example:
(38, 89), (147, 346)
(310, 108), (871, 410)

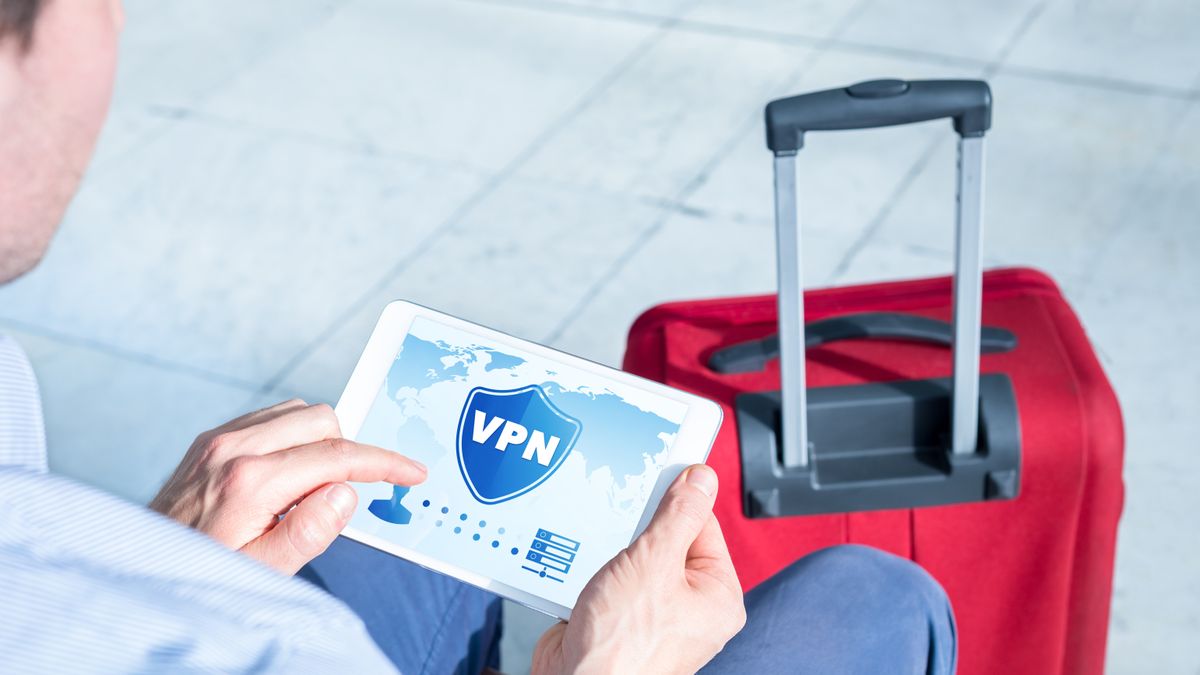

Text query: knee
(773, 545), (957, 674)
(800, 545), (952, 617)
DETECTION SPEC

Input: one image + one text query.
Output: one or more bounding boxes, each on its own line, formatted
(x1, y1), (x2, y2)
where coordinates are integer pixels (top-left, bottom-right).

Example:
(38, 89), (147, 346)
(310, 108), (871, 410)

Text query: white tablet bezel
(333, 300), (723, 620)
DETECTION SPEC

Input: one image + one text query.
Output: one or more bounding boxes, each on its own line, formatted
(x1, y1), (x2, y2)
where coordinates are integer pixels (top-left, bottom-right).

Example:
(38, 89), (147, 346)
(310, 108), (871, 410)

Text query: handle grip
(765, 79), (992, 154)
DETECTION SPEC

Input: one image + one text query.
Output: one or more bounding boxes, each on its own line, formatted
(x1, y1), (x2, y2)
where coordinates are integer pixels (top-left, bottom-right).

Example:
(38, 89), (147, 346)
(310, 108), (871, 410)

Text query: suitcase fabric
(623, 76), (1124, 675)
(624, 270), (1123, 675)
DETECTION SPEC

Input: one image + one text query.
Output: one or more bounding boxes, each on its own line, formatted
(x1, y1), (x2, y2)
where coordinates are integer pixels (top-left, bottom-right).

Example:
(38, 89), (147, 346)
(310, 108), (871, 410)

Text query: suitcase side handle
(706, 313), (1017, 375)
(766, 79), (992, 154)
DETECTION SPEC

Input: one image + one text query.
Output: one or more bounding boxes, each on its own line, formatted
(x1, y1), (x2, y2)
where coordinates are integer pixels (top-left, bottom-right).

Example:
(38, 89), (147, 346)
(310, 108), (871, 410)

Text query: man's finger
(253, 439), (427, 514)
(687, 513), (733, 566)
(686, 513), (739, 589)
(241, 482), (356, 575)
(225, 403), (342, 457)
(641, 465), (719, 564)
(210, 399), (309, 435)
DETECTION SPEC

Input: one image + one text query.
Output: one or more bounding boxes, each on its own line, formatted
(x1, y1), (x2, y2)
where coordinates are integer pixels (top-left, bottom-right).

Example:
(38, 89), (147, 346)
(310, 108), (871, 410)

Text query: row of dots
(424, 500), (518, 555)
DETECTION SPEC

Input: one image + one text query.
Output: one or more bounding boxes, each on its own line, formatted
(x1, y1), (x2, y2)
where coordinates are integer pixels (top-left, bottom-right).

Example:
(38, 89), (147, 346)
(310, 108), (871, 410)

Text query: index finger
(252, 439), (427, 513)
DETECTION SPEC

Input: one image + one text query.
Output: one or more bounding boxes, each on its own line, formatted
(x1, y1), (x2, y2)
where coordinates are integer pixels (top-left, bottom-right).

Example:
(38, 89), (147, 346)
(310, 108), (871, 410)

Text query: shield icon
(456, 385), (582, 504)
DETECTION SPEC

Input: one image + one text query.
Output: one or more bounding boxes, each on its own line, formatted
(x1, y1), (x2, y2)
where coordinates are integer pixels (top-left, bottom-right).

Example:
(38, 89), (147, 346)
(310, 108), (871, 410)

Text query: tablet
(334, 301), (722, 619)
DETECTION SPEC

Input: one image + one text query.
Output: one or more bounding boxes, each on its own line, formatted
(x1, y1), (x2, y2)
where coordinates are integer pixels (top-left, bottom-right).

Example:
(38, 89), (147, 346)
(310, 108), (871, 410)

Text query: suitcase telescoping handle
(767, 79), (992, 469)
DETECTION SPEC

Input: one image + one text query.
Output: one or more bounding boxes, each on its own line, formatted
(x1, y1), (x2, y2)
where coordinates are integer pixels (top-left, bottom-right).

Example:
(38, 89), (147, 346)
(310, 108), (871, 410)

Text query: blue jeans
(299, 540), (956, 675)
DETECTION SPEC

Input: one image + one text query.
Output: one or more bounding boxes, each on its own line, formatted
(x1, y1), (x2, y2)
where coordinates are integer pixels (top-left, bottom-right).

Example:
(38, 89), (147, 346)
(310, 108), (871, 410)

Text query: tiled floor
(2, 0), (1196, 672)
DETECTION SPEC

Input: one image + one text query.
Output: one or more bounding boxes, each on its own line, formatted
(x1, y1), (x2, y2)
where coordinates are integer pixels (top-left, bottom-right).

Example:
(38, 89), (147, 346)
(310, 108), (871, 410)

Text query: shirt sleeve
(0, 468), (399, 674)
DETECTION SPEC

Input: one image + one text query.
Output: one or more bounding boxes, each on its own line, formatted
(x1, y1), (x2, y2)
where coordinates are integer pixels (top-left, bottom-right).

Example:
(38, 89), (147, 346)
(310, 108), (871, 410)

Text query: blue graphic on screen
(457, 386), (582, 504)
(347, 316), (689, 610)
(522, 528), (581, 583)
(369, 486), (413, 524)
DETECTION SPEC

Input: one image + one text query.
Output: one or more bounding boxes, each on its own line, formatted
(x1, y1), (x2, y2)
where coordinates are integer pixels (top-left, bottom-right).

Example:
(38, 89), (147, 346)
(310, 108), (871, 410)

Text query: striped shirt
(0, 335), (397, 673)
(0, 335), (47, 472)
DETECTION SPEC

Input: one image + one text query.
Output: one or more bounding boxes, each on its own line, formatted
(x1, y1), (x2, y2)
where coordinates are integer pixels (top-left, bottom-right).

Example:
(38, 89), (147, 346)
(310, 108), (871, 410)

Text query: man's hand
(150, 399), (426, 575)
(532, 465), (746, 675)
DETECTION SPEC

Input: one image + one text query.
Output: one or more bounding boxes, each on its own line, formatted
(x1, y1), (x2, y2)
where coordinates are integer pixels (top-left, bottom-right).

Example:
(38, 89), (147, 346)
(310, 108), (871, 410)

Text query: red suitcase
(622, 80), (1123, 675)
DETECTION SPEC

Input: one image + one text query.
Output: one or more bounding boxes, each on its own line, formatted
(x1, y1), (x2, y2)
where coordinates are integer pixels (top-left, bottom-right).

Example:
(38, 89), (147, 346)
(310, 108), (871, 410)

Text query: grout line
(140, 104), (495, 178)
(997, 64), (1199, 100)
(141, 100), (785, 234)
(540, 0), (877, 345)
(468, 0), (1199, 102)
(468, 0), (981, 68)
(89, 0), (356, 177)
(256, 8), (688, 396)
(0, 317), (263, 392)
(456, 0), (682, 29)
(825, 135), (947, 282)
(671, 19), (985, 71)
(984, 0), (1051, 77)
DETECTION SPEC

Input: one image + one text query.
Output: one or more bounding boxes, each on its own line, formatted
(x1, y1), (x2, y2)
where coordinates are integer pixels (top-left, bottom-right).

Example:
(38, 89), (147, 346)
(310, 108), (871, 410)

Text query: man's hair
(0, 0), (43, 49)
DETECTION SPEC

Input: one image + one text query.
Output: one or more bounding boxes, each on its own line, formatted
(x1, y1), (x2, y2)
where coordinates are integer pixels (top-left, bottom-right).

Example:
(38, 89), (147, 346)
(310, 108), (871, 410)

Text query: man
(0, 1), (957, 672)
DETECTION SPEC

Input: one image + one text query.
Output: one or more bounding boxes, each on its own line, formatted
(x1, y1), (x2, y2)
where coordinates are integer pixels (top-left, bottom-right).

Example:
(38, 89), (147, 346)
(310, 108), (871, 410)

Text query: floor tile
(838, 0), (1043, 62)
(200, 0), (655, 172)
(6, 328), (257, 504)
(276, 179), (670, 400)
(91, 0), (346, 171)
(1106, 465), (1200, 674)
(1071, 286), (1200, 675)
(115, 0), (345, 109)
(499, 601), (557, 675)
(1080, 105), (1200, 303)
(89, 103), (172, 173)
(1004, 0), (1200, 91)
(829, 237), (958, 286)
(0, 119), (486, 384)
(684, 49), (984, 238)
(683, 0), (865, 40)
(865, 73), (1189, 286)
(517, 29), (811, 199)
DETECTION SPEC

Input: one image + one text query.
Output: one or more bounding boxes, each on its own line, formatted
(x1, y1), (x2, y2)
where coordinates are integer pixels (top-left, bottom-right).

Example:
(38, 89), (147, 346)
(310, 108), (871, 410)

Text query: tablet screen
(348, 316), (689, 609)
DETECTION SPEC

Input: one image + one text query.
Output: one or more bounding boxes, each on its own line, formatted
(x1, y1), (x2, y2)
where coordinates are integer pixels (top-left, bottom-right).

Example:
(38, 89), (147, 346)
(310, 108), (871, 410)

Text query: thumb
(242, 482), (357, 575)
(640, 465), (718, 563)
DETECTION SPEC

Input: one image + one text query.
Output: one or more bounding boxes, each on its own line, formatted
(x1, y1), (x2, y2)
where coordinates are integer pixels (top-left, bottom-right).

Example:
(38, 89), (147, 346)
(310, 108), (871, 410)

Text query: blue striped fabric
(0, 335), (47, 472)
(0, 335), (397, 673)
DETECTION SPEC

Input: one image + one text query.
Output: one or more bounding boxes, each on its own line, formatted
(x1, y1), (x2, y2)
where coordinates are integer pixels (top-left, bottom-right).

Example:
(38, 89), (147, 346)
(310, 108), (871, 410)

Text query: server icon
(521, 528), (581, 583)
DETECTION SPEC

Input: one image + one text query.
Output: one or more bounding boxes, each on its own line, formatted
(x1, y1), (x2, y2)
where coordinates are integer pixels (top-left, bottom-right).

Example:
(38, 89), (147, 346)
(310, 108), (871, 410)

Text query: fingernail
(325, 483), (356, 520)
(686, 465), (717, 497)
(411, 458), (428, 474)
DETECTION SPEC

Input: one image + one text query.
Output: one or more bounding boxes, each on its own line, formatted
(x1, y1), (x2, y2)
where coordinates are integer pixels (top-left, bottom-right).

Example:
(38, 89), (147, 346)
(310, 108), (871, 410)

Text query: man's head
(0, 0), (123, 283)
